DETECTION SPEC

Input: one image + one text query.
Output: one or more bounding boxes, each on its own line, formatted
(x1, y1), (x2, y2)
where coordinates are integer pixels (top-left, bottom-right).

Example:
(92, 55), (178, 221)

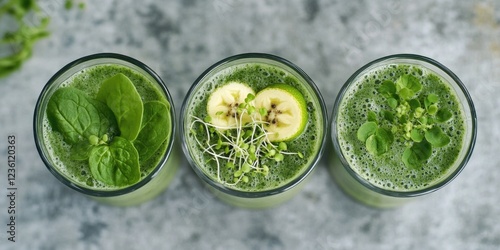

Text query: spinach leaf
(70, 140), (94, 161)
(88, 136), (140, 186)
(133, 101), (172, 163)
(47, 87), (118, 144)
(97, 73), (144, 141)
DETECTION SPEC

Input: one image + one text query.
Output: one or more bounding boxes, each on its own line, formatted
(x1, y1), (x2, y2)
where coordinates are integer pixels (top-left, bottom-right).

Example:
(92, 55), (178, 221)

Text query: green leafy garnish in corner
(1, 0), (87, 78)
(356, 74), (453, 169)
(46, 74), (170, 187)
(133, 101), (171, 163)
(0, 0), (50, 78)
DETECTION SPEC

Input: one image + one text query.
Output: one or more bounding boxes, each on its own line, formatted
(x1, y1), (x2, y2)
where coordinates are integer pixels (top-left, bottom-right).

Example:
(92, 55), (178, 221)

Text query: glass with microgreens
(181, 53), (327, 208)
(330, 54), (477, 208)
(34, 53), (180, 206)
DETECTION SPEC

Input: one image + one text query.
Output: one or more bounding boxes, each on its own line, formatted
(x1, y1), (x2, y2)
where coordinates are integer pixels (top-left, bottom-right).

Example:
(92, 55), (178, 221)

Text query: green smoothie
(331, 55), (476, 207)
(35, 54), (178, 205)
(182, 55), (326, 207)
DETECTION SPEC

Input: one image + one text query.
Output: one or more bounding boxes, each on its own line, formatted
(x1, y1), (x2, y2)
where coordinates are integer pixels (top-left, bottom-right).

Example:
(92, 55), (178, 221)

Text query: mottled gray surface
(1, 0), (499, 249)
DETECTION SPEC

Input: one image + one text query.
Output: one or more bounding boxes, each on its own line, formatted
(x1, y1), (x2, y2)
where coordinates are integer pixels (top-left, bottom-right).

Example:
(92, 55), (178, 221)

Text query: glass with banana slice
(181, 53), (327, 208)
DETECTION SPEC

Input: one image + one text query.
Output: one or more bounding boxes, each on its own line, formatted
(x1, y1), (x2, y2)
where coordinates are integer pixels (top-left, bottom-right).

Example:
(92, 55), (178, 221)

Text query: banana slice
(207, 82), (255, 129)
(254, 84), (308, 142)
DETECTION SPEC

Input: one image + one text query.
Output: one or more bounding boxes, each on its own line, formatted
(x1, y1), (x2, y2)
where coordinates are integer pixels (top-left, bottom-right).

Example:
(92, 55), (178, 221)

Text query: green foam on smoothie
(337, 64), (466, 191)
(186, 63), (323, 192)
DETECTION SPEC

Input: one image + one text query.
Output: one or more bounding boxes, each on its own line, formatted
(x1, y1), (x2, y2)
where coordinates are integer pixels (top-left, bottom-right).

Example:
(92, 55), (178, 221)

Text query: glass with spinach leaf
(181, 53), (327, 208)
(330, 54), (477, 208)
(34, 53), (179, 206)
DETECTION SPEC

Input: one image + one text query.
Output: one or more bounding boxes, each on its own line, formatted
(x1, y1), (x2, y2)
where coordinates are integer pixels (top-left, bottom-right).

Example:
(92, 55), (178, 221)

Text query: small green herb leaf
(377, 127), (394, 145)
(133, 101), (172, 163)
(402, 147), (420, 169)
(425, 126), (450, 147)
(408, 99), (421, 110)
(365, 135), (378, 156)
(402, 140), (432, 169)
(396, 75), (422, 93)
(357, 121), (378, 142)
(410, 129), (424, 142)
(399, 115), (408, 124)
(47, 87), (118, 144)
(398, 88), (415, 100)
(245, 93), (255, 103)
(97, 73), (144, 141)
(378, 80), (396, 97)
(424, 94), (439, 109)
(363, 127), (393, 156)
(381, 110), (394, 122)
(89, 136), (140, 186)
(427, 93), (439, 104)
(365, 134), (387, 156)
(278, 142), (287, 151)
(436, 109), (453, 123)
(427, 104), (438, 115)
(387, 98), (398, 109)
(367, 111), (377, 122)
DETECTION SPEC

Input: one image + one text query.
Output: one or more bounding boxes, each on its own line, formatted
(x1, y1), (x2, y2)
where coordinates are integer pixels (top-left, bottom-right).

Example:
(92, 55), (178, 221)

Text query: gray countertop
(1, 0), (499, 249)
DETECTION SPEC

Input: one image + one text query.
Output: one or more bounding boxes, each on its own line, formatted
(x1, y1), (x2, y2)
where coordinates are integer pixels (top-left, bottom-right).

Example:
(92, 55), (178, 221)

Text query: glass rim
(180, 52), (328, 198)
(331, 53), (477, 197)
(33, 53), (176, 197)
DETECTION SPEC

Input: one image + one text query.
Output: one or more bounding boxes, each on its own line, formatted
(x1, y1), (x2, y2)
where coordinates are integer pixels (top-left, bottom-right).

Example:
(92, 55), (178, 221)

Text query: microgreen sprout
(356, 74), (453, 169)
(189, 94), (303, 186)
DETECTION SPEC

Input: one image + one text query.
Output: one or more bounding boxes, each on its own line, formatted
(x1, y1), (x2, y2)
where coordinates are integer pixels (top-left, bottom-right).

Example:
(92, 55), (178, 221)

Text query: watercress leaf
(399, 115), (408, 124)
(365, 135), (378, 156)
(419, 116), (428, 125)
(424, 98), (430, 109)
(425, 126), (450, 147)
(377, 127), (394, 145)
(436, 109), (453, 123)
(367, 111), (377, 122)
(396, 75), (422, 93)
(412, 139), (432, 161)
(133, 101), (172, 163)
(70, 140), (94, 161)
(402, 140), (432, 169)
(89, 136), (140, 186)
(365, 134), (387, 156)
(427, 116), (435, 124)
(427, 94), (439, 104)
(47, 87), (118, 144)
(427, 104), (438, 115)
(97, 73), (144, 141)
(387, 98), (398, 109)
(382, 110), (394, 122)
(398, 88), (415, 100)
(357, 121), (378, 142)
(378, 80), (396, 97)
(410, 129), (424, 142)
(408, 99), (421, 110)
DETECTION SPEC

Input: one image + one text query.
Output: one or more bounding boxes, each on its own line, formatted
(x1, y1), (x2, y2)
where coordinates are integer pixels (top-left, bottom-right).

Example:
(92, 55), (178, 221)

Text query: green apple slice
(206, 81), (255, 129)
(254, 84), (308, 142)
